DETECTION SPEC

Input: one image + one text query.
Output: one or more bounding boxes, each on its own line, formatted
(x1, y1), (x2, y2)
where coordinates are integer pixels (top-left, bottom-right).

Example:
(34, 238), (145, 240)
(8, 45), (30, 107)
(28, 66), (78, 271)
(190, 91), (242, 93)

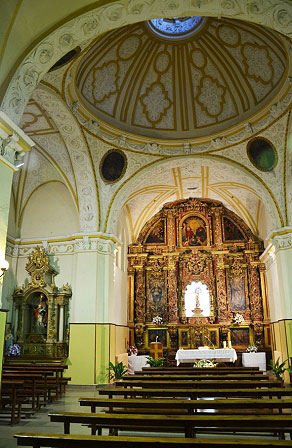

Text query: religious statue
(192, 287), (203, 316)
(33, 294), (48, 334)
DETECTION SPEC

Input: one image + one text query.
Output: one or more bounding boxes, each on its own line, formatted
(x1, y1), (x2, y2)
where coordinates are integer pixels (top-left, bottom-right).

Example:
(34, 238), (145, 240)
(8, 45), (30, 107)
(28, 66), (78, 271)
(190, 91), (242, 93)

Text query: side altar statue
(12, 247), (71, 360)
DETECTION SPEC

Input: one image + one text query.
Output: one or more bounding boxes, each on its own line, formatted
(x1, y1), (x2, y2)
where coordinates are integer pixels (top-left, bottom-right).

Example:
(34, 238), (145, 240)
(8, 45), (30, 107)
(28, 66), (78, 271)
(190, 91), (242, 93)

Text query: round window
(100, 149), (127, 183)
(247, 138), (277, 172)
(147, 16), (206, 40)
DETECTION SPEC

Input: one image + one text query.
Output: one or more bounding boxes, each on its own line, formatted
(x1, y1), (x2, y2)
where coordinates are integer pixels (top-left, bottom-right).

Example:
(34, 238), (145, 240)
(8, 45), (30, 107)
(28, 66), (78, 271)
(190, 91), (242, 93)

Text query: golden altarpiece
(12, 247), (71, 360)
(128, 199), (270, 357)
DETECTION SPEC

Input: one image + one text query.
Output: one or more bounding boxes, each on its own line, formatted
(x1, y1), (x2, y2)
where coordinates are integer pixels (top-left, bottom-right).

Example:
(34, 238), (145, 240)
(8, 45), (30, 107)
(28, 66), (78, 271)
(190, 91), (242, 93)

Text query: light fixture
(14, 151), (24, 169)
(0, 260), (9, 279)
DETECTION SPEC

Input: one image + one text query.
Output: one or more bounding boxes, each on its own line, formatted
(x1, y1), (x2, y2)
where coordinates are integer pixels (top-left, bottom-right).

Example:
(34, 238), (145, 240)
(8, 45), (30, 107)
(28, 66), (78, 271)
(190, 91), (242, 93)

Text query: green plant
(270, 357), (292, 380)
(194, 360), (217, 368)
(107, 361), (128, 381)
(146, 356), (165, 367)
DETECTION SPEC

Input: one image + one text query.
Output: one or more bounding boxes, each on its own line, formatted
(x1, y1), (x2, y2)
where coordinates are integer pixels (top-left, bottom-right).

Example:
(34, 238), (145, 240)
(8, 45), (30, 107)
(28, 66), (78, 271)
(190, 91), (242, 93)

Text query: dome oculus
(147, 16), (206, 39)
(247, 138), (277, 172)
(100, 149), (127, 183)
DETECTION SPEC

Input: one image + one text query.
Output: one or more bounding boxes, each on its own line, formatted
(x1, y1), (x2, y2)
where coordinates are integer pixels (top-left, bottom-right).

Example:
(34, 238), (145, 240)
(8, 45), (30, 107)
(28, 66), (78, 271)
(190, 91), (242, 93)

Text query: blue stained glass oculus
(148, 16), (206, 39)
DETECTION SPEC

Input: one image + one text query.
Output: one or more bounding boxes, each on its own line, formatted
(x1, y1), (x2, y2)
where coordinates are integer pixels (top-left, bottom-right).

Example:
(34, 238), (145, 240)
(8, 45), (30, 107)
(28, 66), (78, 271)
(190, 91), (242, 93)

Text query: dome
(76, 17), (287, 140)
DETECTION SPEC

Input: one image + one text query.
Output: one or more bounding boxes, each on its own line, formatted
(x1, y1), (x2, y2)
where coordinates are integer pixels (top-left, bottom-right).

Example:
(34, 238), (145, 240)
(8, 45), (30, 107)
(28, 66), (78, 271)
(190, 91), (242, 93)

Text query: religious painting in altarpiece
(128, 198), (266, 355)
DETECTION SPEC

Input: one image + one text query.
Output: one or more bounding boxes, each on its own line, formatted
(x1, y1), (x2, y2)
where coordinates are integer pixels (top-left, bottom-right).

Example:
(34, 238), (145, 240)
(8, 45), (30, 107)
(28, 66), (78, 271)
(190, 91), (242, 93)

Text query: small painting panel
(208, 328), (219, 348)
(145, 219), (165, 244)
(178, 328), (190, 348)
(181, 216), (207, 247)
(229, 277), (246, 311)
(100, 149), (127, 183)
(148, 329), (167, 347)
(223, 217), (245, 241)
(230, 327), (251, 348)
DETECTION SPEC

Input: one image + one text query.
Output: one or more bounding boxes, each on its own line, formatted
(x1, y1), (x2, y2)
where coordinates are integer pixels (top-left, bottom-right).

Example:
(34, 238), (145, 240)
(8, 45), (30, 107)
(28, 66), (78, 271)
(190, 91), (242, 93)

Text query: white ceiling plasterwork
(31, 85), (99, 232)
(75, 18), (287, 139)
(2, 0), (292, 125)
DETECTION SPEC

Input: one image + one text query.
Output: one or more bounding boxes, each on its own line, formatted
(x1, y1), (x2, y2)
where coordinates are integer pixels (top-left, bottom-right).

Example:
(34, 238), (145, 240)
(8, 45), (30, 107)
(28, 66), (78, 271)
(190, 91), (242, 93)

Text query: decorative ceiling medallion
(76, 18), (287, 139)
(100, 149), (127, 183)
(147, 17), (206, 40)
(247, 137), (277, 172)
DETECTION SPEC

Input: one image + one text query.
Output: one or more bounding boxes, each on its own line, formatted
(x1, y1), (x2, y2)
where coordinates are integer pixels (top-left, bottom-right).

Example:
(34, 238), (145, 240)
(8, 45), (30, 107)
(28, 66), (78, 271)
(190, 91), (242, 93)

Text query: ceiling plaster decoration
(106, 156), (281, 238)
(2, 0), (292, 126)
(31, 86), (99, 232)
(75, 18), (286, 139)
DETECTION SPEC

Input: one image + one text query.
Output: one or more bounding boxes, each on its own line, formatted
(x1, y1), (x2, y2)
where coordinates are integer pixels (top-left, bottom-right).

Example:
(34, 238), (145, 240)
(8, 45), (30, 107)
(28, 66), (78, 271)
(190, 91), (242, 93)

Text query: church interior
(0, 1), (292, 446)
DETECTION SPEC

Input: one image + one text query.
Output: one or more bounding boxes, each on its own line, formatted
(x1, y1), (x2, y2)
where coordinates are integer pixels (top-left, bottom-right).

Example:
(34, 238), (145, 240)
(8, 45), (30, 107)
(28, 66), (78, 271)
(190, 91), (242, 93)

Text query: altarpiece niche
(11, 247), (71, 360)
(128, 198), (268, 354)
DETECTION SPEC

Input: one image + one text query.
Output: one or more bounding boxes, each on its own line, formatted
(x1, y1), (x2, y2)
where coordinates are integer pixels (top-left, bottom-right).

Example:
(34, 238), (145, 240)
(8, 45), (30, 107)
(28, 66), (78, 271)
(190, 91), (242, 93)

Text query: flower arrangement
(152, 316), (163, 325)
(7, 343), (21, 357)
(194, 359), (217, 368)
(233, 313), (244, 325)
(129, 345), (138, 355)
(246, 344), (258, 353)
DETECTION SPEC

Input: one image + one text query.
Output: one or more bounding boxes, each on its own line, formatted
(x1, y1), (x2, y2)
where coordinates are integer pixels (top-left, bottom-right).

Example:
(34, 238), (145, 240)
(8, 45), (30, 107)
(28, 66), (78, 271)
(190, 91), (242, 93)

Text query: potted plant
(270, 357), (292, 382)
(146, 356), (165, 367)
(107, 361), (128, 382)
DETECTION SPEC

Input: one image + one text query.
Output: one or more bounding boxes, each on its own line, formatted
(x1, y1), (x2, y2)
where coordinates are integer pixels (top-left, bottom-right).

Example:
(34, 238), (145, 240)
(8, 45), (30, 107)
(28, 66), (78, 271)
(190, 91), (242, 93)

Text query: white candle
(228, 340), (232, 349)
(223, 341), (227, 349)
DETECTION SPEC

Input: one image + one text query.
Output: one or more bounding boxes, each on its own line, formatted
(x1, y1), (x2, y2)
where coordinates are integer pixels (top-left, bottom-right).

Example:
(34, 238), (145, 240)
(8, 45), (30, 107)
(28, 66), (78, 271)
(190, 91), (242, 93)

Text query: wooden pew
(98, 386), (292, 400)
(0, 380), (26, 424)
(2, 373), (47, 410)
(116, 379), (281, 389)
(14, 433), (292, 448)
(139, 368), (263, 375)
(142, 367), (260, 372)
(124, 374), (267, 381)
(48, 411), (292, 438)
(79, 396), (292, 415)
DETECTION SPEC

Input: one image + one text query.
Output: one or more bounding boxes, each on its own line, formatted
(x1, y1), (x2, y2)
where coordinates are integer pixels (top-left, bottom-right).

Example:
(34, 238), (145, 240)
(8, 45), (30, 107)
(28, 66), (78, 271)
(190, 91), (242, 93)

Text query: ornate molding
(2, 0), (292, 125)
(6, 233), (120, 258)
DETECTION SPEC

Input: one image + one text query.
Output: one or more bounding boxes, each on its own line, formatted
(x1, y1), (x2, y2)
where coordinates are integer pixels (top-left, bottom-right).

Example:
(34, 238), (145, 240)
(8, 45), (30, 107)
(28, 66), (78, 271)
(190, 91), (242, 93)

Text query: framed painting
(145, 219), (166, 244)
(208, 328), (219, 348)
(147, 328), (168, 348)
(229, 276), (247, 311)
(178, 328), (190, 348)
(180, 215), (208, 247)
(230, 327), (252, 349)
(223, 217), (246, 241)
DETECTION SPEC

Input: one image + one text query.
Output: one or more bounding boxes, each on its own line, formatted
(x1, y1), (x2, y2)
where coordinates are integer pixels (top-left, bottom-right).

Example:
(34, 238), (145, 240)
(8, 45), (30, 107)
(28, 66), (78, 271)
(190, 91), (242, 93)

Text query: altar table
(128, 355), (148, 374)
(242, 352), (266, 371)
(175, 348), (237, 366)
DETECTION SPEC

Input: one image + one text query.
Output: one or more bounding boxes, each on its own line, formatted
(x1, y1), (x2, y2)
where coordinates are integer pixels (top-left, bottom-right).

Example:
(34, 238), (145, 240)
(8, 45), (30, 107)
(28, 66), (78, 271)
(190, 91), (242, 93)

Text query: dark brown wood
(14, 433), (292, 448)
(117, 379), (281, 389)
(125, 374), (266, 381)
(98, 387), (292, 399)
(139, 368), (263, 375)
(79, 397), (292, 414)
(142, 367), (260, 372)
(48, 411), (292, 438)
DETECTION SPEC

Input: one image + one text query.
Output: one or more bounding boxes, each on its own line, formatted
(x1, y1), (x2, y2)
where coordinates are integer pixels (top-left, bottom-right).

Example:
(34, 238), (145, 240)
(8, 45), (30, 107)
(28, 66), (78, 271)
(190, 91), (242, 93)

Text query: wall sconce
(0, 260), (9, 279)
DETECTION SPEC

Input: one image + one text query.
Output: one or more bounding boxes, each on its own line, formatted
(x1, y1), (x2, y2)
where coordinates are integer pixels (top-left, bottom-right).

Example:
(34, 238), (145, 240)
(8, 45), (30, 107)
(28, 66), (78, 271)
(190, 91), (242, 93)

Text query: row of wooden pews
(0, 363), (70, 424)
(14, 365), (292, 447)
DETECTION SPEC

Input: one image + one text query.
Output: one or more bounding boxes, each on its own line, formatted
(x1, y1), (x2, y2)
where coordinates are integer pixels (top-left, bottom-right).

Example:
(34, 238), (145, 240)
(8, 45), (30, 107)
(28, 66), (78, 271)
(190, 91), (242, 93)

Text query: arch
(2, 1), (292, 124)
(106, 155), (282, 238)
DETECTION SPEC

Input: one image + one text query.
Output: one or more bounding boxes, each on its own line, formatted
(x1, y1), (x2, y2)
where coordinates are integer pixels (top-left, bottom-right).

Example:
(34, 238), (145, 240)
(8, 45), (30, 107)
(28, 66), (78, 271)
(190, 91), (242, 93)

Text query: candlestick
(228, 340), (232, 349)
(223, 340), (227, 349)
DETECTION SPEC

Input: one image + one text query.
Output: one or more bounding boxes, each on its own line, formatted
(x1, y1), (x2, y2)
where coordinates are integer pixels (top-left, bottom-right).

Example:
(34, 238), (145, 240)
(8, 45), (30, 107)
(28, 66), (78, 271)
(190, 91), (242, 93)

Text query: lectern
(150, 342), (163, 359)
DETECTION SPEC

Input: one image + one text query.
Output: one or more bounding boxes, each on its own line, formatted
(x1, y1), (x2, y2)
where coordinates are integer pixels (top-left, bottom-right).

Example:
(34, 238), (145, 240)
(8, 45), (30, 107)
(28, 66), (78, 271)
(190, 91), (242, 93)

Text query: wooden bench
(14, 433), (292, 448)
(2, 373), (49, 410)
(142, 367), (260, 372)
(98, 386), (292, 400)
(124, 374), (267, 381)
(0, 380), (26, 424)
(79, 396), (292, 415)
(139, 369), (264, 375)
(116, 379), (281, 389)
(48, 411), (292, 438)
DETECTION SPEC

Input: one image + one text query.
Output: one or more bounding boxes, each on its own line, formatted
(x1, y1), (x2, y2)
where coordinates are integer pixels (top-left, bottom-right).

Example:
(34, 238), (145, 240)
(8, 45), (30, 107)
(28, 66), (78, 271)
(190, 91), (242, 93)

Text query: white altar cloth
(128, 355), (148, 374)
(175, 348), (237, 366)
(242, 352), (266, 371)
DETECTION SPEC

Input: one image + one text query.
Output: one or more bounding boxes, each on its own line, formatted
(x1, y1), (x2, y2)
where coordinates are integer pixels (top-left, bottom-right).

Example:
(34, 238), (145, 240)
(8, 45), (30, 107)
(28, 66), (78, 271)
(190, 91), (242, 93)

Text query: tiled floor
(0, 386), (286, 447)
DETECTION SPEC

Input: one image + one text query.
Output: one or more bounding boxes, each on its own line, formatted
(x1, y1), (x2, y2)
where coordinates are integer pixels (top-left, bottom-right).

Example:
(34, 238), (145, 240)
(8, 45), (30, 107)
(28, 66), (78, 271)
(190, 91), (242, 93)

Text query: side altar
(11, 247), (71, 360)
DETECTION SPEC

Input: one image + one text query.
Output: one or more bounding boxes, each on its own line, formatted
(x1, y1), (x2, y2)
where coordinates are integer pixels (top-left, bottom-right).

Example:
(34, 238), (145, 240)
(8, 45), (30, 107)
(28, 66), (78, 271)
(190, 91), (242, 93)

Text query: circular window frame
(146, 16), (207, 41)
(99, 148), (127, 184)
(247, 137), (278, 172)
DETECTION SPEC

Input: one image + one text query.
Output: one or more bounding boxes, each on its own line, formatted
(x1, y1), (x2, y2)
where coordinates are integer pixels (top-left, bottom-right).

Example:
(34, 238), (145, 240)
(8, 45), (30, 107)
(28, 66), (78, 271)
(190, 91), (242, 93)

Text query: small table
(242, 352), (266, 371)
(128, 355), (148, 374)
(175, 349), (237, 366)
